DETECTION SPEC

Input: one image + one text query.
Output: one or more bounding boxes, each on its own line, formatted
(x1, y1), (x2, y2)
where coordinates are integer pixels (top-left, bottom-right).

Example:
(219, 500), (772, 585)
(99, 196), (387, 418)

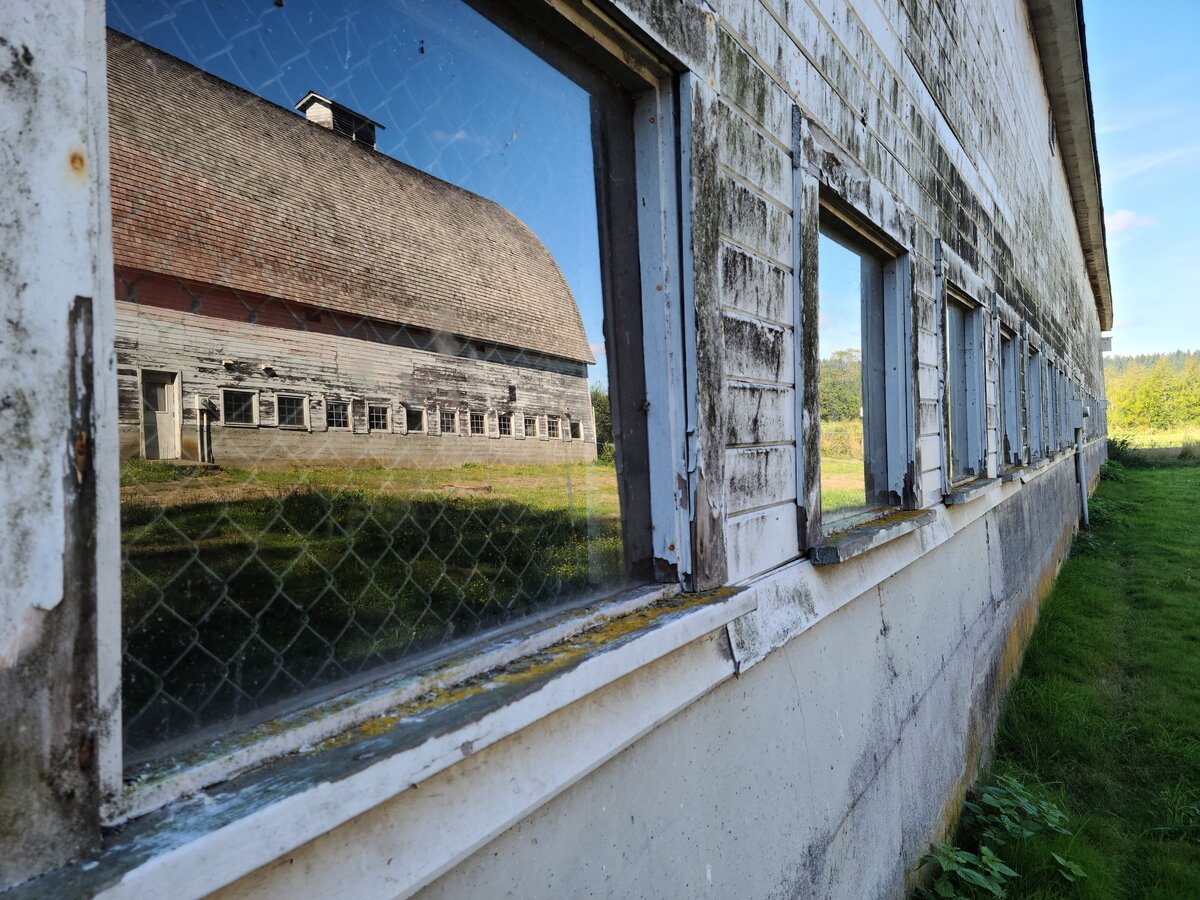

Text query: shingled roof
(106, 31), (594, 365)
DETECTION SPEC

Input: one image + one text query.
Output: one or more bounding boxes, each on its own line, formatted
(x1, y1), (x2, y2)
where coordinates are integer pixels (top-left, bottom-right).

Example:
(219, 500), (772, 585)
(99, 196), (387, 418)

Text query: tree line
(1105, 350), (1200, 432)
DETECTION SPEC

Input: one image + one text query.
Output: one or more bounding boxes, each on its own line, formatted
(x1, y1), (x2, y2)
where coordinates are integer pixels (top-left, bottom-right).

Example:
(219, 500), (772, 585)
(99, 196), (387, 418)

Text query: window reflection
(109, 0), (626, 761)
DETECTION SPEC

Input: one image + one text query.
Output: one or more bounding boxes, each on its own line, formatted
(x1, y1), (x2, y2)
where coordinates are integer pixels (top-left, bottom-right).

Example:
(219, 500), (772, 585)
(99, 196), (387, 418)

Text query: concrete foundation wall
(212, 450), (1094, 900)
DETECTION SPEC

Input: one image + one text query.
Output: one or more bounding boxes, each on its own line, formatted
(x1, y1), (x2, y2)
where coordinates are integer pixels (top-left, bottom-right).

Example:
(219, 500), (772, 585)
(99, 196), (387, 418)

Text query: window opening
(816, 209), (911, 530)
(108, 0), (662, 768)
(570, 420), (583, 440)
(498, 413), (512, 436)
(222, 388), (257, 426)
(277, 393), (307, 429)
(326, 401), (350, 430)
(944, 290), (984, 484)
(999, 329), (1019, 466)
(547, 416), (561, 439)
(368, 404), (390, 432)
(1027, 347), (1044, 461)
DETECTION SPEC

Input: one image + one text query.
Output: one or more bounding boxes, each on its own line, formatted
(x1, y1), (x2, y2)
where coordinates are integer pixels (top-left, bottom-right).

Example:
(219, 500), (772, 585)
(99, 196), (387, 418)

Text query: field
(923, 456), (1200, 896)
(820, 419), (867, 514)
(1109, 428), (1200, 450)
(120, 459), (622, 753)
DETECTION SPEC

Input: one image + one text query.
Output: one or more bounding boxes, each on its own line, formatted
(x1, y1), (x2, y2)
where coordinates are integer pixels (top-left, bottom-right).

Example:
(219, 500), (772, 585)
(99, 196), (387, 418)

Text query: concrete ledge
(809, 508), (938, 565)
(943, 477), (1001, 506)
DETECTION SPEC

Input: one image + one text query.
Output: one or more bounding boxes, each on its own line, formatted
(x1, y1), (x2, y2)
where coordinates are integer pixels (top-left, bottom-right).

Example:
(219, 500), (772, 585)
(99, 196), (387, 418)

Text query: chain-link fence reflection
(108, 2), (624, 760)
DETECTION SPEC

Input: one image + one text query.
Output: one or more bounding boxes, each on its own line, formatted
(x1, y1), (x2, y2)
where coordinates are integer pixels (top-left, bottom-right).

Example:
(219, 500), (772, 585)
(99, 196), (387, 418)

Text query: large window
(944, 290), (985, 484)
(816, 208), (912, 530)
(999, 329), (1020, 466)
(1027, 346), (1044, 461)
(109, 0), (672, 789)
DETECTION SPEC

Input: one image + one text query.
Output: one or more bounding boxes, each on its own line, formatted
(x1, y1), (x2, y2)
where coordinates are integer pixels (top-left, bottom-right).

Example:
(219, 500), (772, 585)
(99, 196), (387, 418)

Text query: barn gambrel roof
(106, 31), (595, 365)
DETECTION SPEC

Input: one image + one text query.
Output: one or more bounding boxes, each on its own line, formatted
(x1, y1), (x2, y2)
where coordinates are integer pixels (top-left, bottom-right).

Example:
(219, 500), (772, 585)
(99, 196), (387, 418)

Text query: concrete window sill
(809, 508), (938, 565)
(943, 477), (1001, 506)
(17, 586), (754, 899)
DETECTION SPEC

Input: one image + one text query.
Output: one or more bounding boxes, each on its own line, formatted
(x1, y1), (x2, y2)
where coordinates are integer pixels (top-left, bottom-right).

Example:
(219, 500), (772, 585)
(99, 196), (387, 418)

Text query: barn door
(141, 371), (178, 459)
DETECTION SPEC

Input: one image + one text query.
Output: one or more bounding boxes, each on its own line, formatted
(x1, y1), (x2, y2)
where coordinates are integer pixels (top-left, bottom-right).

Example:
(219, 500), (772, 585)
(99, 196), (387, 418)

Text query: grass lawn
(119, 459), (623, 752)
(1111, 428), (1200, 450)
(926, 458), (1200, 897)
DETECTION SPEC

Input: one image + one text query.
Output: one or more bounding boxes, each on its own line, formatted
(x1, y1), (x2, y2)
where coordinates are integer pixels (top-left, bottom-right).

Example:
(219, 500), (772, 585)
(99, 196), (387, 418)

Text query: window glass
(999, 331), (1019, 466)
(817, 229), (872, 526)
(524, 416), (538, 437)
(368, 405), (390, 432)
(223, 390), (255, 425)
(547, 416), (561, 438)
(1028, 348), (1043, 460)
(278, 394), (306, 428)
(110, 0), (632, 764)
(946, 300), (969, 481)
(327, 401), (350, 430)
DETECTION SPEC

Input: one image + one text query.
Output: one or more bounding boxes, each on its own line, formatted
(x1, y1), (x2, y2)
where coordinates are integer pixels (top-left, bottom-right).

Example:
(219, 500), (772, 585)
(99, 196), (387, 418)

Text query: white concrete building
(0, 0), (1109, 896)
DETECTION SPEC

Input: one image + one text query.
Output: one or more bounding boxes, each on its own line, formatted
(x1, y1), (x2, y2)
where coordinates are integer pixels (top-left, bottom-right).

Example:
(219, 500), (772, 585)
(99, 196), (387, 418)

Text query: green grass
(934, 461), (1200, 897)
(1111, 428), (1200, 449)
(119, 460), (623, 752)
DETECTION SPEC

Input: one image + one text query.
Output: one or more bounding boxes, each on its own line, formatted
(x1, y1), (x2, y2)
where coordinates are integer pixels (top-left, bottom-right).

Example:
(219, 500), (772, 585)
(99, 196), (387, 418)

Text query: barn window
(570, 420), (583, 440)
(367, 404), (390, 432)
(1027, 346), (1044, 461)
(405, 407), (425, 433)
(326, 401), (350, 430)
(999, 329), (1020, 466)
(105, 0), (682, 811)
(815, 203), (913, 532)
(221, 388), (258, 426)
(277, 393), (307, 429)
(944, 290), (985, 484)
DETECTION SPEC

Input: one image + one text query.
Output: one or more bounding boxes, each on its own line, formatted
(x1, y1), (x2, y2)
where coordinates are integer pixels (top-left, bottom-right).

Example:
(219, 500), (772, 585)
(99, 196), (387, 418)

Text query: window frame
(275, 392), (309, 430)
(469, 410), (485, 436)
(498, 412), (512, 436)
(805, 195), (915, 538)
(439, 407), (458, 436)
(324, 398), (351, 431)
(405, 406), (425, 434)
(524, 415), (538, 438)
(93, 0), (706, 826)
(367, 402), (391, 433)
(569, 419), (582, 440)
(220, 387), (259, 427)
(942, 287), (986, 486)
(998, 326), (1020, 468)
(546, 415), (561, 439)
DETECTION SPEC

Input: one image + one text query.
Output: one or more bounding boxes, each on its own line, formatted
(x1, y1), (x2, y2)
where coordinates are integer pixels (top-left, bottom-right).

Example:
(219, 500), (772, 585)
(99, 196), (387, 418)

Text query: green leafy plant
(916, 842), (1018, 899)
(915, 772), (1086, 898)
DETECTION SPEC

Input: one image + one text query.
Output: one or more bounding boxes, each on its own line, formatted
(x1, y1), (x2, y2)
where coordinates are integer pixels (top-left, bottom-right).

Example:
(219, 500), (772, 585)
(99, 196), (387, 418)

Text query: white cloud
(432, 129), (470, 145)
(589, 341), (607, 359)
(1107, 145), (1200, 184)
(1105, 209), (1157, 233)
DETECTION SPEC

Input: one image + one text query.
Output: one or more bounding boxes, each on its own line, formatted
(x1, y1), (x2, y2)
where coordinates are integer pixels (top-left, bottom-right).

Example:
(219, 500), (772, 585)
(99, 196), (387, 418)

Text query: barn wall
(1, 0), (1111, 895)
(114, 297), (598, 468)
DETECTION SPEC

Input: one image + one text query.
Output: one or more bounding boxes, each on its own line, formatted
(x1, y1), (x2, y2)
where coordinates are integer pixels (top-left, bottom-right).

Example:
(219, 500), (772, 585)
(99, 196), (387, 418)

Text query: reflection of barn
(108, 32), (597, 467)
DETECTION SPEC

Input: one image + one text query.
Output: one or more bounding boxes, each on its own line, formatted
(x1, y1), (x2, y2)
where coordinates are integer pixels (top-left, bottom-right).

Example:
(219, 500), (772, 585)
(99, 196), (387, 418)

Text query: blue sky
(1084, 0), (1200, 355)
(109, 0), (608, 379)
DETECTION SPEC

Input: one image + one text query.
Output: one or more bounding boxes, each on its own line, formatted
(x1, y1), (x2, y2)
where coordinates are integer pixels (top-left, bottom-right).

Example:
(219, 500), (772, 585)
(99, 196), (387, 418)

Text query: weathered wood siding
(715, 0), (1105, 581)
(114, 285), (598, 467)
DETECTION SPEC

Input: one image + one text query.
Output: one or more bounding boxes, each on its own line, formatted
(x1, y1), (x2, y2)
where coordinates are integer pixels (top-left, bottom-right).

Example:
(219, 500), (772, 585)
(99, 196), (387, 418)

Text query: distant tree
(1104, 350), (1200, 431)
(590, 382), (612, 445)
(819, 349), (862, 422)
